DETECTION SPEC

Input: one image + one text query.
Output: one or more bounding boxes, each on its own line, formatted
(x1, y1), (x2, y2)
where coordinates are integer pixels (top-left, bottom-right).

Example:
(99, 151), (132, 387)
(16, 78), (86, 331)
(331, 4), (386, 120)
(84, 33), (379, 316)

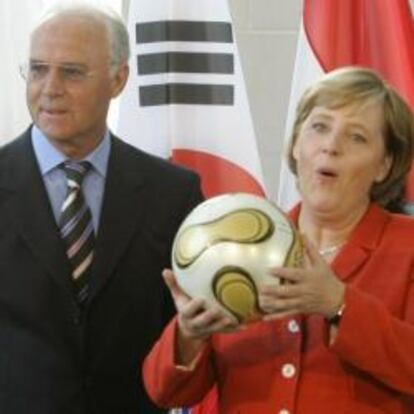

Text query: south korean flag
(117, 0), (266, 199)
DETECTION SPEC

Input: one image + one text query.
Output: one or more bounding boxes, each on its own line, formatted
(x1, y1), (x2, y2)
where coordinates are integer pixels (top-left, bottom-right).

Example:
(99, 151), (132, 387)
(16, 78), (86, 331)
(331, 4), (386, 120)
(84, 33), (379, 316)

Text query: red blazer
(143, 204), (414, 414)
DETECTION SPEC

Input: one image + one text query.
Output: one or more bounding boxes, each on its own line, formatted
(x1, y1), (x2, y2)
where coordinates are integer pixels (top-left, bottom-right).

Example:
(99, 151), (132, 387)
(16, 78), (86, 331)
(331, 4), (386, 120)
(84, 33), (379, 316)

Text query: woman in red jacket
(143, 67), (414, 414)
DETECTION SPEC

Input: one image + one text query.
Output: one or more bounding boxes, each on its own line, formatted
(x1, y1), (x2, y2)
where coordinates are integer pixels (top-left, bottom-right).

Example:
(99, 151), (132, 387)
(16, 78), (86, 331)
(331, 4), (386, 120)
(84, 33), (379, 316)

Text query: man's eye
(30, 64), (49, 77)
(61, 67), (85, 80)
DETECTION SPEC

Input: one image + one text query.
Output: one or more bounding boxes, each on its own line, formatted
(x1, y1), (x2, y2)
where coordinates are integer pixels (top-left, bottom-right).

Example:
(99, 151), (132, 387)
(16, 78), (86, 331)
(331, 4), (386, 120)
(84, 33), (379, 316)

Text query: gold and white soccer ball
(172, 193), (303, 324)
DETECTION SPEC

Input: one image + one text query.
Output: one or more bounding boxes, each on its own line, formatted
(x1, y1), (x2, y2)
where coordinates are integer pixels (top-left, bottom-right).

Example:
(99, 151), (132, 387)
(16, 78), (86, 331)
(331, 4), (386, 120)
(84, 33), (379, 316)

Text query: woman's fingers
(163, 269), (240, 337)
(162, 268), (193, 309)
(259, 292), (301, 314)
(301, 234), (333, 267)
(184, 305), (238, 334)
(267, 266), (303, 284)
(260, 280), (302, 298)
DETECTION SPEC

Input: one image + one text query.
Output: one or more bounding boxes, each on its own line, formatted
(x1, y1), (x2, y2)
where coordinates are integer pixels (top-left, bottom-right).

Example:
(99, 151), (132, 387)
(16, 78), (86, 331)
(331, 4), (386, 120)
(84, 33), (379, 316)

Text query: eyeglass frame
(19, 60), (117, 84)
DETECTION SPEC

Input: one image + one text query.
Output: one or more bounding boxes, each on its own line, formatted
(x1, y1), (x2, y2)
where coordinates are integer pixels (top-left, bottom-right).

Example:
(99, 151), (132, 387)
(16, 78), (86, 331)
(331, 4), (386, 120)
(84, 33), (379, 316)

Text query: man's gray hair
(34, 1), (130, 72)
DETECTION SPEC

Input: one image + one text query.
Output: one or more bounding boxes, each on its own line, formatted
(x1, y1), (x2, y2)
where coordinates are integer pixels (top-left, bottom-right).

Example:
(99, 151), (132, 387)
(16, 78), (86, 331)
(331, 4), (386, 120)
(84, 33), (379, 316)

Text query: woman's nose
(321, 131), (342, 155)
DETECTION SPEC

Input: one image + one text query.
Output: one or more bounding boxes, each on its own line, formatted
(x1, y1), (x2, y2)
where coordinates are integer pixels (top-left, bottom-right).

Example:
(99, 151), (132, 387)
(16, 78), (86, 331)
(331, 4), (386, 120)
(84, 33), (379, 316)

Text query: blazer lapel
(88, 137), (146, 302)
(332, 204), (390, 281)
(331, 245), (370, 281)
(289, 203), (390, 282)
(2, 131), (74, 295)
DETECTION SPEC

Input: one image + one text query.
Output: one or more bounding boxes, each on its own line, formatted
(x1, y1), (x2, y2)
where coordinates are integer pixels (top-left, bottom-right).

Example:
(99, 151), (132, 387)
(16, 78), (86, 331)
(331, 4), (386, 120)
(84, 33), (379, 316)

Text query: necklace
(318, 243), (344, 257)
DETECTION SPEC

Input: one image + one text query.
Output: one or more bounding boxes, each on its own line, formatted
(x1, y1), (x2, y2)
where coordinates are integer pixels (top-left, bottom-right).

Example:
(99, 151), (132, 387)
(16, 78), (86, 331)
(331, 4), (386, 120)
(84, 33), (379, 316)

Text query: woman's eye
(350, 133), (367, 143)
(311, 122), (327, 132)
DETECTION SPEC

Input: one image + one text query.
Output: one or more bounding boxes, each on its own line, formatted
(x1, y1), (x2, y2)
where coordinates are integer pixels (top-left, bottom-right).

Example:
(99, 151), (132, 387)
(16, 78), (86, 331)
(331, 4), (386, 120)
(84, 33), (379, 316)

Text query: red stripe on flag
(304, 0), (414, 109)
(172, 149), (265, 198)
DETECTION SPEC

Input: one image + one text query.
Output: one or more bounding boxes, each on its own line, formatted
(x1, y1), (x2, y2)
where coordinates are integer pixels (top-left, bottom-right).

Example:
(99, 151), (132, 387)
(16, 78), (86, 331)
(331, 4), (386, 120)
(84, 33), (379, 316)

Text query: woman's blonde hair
(287, 67), (414, 210)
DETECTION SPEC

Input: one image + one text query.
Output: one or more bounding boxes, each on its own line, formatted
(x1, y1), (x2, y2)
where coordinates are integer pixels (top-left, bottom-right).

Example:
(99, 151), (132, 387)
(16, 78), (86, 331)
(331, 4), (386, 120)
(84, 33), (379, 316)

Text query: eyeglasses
(19, 61), (99, 84)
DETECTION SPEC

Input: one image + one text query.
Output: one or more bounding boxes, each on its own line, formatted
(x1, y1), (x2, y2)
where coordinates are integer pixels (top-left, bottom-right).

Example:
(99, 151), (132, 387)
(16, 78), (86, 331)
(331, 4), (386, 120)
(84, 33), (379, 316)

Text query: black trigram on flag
(117, 0), (265, 206)
(136, 21), (235, 106)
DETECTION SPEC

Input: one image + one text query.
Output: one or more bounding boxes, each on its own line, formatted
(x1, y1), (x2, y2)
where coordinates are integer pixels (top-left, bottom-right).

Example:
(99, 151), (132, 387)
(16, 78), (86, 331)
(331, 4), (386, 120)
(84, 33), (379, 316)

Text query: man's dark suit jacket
(0, 127), (203, 414)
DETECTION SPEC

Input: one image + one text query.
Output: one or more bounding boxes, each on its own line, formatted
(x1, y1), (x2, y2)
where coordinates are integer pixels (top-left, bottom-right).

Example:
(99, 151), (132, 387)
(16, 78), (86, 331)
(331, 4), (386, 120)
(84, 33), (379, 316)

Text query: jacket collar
(289, 203), (390, 281)
(0, 129), (149, 303)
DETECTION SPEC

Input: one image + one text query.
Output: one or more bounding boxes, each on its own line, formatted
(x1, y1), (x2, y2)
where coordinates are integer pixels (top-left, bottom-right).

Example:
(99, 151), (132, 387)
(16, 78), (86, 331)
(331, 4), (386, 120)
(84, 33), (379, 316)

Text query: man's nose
(41, 68), (65, 96)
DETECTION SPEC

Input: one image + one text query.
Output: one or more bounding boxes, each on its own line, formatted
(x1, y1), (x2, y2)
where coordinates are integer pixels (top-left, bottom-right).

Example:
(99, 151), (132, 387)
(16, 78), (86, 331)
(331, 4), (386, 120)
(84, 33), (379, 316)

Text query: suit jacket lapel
(289, 203), (390, 281)
(332, 204), (390, 281)
(88, 137), (146, 302)
(1, 130), (74, 295)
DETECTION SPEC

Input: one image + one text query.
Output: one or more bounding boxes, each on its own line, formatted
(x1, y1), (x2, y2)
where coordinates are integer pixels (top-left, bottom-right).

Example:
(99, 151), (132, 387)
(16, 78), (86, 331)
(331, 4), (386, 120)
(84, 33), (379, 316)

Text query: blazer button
(281, 363), (296, 379)
(287, 319), (300, 333)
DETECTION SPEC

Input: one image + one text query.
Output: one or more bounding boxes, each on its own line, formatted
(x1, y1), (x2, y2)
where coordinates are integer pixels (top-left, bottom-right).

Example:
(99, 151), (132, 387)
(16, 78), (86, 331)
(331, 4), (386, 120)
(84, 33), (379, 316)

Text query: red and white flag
(116, 1), (266, 412)
(117, 0), (266, 199)
(278, 0), (414, 211)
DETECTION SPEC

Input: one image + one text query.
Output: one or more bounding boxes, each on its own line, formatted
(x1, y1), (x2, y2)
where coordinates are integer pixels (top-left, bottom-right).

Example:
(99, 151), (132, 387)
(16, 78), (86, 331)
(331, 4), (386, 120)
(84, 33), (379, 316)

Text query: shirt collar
(31, 124), (111, 177)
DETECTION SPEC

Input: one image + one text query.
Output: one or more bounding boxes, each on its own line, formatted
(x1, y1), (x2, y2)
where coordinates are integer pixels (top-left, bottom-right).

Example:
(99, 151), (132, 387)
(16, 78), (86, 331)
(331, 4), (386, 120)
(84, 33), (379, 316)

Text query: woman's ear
(375, 154), (393, 183)
(292, 137), (300, 162)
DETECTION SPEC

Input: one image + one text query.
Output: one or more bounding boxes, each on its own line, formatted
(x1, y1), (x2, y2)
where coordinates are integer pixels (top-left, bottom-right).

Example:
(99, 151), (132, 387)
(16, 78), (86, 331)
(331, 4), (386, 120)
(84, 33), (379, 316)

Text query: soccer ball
(172, 193), (303, 324)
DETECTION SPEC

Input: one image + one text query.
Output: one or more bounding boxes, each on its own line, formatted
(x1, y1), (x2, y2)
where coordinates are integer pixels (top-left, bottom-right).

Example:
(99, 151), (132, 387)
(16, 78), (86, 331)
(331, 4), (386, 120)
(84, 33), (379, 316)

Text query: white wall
(0, 0), (124, 143)
(229, 0), (302, 200)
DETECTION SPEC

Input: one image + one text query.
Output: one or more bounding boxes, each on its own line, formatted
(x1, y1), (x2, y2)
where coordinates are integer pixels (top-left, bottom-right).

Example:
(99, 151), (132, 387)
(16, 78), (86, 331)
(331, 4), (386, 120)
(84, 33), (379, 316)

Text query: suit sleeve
(142, 317), (216, 408)
(162, 171), (204, 326)
(330, 278), (414, 396)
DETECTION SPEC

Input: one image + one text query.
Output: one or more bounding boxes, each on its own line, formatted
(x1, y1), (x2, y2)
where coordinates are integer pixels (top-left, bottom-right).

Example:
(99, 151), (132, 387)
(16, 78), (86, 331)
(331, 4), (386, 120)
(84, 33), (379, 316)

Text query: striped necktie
(59, 161), (95, 303)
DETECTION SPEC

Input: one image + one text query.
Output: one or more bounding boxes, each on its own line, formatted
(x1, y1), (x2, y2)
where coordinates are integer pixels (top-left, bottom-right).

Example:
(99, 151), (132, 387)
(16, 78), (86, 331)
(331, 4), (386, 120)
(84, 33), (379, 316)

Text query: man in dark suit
(0, 4), (202, 414)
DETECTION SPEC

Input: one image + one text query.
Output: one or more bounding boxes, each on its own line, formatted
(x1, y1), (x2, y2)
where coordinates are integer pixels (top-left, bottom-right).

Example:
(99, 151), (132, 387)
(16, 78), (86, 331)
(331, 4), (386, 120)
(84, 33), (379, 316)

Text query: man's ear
(110, 63), (129, 98)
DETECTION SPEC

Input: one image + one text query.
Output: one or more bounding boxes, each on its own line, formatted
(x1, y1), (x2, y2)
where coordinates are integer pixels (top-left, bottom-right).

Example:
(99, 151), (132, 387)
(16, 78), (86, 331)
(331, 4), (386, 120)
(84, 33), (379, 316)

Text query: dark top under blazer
(0, 127), (203, 414)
